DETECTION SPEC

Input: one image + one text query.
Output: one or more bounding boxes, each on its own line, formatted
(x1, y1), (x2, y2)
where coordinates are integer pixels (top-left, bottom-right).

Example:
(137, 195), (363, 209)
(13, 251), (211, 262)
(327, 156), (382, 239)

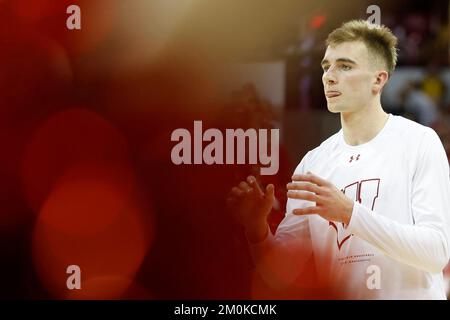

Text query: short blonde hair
(326, 20), (398, 75)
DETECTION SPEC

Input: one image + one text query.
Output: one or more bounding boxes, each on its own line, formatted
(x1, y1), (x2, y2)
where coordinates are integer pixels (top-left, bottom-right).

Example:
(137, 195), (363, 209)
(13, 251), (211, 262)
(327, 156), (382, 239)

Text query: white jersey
(251, 114), (450, 299)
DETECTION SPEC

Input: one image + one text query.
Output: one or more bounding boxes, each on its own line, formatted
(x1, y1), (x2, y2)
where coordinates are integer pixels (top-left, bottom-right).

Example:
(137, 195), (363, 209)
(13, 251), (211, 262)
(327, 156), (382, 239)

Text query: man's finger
(292, 206), (320, 215)
(287, 182), (322, 194)
(264, 183), (275, 206)
(287, 191), (320, 202)
(231, 186), (244, 197)
(247, 175), (264, 197)
(238, 181), (252, 193)
(291, 172), (330, 187)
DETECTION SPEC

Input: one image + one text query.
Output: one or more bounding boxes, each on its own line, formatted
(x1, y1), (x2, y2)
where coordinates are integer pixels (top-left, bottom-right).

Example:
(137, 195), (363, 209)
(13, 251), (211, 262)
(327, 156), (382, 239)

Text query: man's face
(321, 41), (377, 113)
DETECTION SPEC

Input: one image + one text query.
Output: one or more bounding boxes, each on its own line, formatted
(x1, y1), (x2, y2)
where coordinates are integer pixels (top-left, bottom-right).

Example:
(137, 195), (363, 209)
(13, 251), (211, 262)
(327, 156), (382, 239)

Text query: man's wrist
(343, 199), (354, 225)
(245, 222), (270, 244)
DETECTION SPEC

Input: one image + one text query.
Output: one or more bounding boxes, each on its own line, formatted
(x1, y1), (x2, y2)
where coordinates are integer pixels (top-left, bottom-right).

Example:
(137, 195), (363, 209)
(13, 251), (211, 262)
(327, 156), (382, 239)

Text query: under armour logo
(349, 154), (360, 163)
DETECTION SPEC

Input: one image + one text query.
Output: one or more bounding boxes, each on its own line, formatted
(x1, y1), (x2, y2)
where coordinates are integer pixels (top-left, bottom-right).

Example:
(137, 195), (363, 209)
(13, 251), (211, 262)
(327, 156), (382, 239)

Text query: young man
(228, 20), (450, 299)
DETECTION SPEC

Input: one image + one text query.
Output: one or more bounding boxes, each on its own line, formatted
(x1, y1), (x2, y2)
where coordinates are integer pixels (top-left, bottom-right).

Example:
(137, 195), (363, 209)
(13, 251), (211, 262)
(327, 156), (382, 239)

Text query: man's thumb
(264, 184), (275, 204)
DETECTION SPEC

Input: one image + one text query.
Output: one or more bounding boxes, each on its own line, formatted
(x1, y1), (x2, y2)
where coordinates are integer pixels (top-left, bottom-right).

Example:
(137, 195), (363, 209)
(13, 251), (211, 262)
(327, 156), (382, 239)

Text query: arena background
(0, 0), (449, 299)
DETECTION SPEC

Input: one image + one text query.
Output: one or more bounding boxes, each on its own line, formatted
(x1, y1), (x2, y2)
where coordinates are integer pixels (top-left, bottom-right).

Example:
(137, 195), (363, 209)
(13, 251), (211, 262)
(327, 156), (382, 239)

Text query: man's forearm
(348, 201), (449, 273)
(247, 221), (313, 290)
(245, 222), (270, 244)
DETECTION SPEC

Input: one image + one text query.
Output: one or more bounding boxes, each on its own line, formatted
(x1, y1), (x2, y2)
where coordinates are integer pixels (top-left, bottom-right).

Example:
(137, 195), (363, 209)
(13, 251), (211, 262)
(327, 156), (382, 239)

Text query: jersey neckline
(338, 113), (393, 150)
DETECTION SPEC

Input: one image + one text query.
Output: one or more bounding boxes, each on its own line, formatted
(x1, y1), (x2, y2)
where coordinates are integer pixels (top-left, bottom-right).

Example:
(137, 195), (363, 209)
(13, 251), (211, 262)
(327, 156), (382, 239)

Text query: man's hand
(286, 172), (354, 225)
(227, 175), (275, 243)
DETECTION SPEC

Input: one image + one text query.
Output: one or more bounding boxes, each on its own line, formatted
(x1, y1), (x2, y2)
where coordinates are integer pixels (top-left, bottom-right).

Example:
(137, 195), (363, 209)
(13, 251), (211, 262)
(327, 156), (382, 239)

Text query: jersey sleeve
(347, 129), (450, 273)
(248, 151), (314, 289)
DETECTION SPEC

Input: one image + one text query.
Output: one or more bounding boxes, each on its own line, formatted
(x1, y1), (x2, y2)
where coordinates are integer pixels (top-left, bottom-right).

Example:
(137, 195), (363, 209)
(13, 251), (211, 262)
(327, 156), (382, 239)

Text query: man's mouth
(325, 91), (342, 98)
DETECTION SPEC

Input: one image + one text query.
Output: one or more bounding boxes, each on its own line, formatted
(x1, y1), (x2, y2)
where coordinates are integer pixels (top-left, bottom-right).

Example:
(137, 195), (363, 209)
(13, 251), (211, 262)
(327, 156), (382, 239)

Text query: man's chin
(326, 104), (342, 113)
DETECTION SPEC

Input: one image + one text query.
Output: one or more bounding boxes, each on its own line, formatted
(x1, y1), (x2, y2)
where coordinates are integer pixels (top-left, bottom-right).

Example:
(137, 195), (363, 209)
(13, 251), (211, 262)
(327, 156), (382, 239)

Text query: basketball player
(228, 20), (450, 299)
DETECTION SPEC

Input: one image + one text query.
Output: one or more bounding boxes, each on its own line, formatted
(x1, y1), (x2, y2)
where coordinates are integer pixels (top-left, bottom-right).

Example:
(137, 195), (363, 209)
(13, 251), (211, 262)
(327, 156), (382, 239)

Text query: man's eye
(340, 65), (351, 71)
(323, 66), (329, 72)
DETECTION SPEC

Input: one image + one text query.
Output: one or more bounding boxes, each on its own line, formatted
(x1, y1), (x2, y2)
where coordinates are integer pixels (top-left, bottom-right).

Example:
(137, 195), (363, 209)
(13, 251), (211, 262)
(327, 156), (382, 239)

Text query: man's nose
(323, 68), (338, 85)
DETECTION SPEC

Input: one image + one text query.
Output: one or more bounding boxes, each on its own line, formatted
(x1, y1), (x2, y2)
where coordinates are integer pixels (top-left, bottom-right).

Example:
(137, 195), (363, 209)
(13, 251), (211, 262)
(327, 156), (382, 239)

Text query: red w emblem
(329, 221), (352, 250)
(329, 179), (380, 250)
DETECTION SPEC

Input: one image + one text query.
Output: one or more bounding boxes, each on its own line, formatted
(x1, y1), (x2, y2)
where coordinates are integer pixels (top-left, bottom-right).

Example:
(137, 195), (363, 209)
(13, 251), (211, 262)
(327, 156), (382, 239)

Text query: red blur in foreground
(21, 108), (132, 213)
(32, 166), (154, 299)
(11, 0), (118, 56)
(20, 108), (155, 298)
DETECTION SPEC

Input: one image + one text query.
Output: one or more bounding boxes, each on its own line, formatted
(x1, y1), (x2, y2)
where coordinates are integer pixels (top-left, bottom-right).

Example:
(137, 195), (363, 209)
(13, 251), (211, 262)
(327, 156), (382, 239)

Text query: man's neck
(340, 102), (389, 146)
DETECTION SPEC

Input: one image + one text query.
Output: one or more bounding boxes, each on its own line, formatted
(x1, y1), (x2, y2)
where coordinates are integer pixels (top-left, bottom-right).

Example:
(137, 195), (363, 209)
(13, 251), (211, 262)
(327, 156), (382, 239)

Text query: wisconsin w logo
(329, 179), (380, 250)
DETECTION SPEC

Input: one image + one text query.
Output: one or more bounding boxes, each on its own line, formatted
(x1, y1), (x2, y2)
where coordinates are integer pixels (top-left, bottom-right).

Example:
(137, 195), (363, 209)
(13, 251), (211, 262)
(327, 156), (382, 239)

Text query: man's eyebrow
(321, 58), (357, 66)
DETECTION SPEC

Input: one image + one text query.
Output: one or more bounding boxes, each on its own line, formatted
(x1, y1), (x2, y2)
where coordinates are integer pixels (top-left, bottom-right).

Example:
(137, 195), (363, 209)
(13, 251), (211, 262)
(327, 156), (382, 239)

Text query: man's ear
(373, 70), (389, 94)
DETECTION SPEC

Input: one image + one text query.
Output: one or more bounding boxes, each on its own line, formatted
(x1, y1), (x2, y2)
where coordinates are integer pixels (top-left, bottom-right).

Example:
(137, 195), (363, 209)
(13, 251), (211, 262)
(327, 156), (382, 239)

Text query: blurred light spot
(21, 108), (131, 213)
(39, 163), (135, 237)
(32, 184), (154, 299)
(310, 14), (327, 29)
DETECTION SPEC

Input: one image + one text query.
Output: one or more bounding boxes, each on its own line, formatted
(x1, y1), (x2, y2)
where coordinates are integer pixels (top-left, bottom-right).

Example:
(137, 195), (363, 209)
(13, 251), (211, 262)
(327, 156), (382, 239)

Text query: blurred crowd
(391, 67), (450, 161)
